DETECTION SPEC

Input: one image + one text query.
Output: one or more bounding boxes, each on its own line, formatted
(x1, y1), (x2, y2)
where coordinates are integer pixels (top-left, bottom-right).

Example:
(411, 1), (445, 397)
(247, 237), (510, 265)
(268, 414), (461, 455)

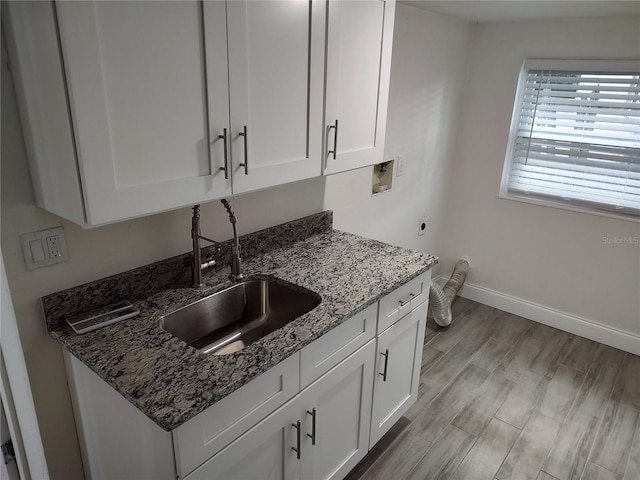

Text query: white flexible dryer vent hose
(429, 260), (470, 327)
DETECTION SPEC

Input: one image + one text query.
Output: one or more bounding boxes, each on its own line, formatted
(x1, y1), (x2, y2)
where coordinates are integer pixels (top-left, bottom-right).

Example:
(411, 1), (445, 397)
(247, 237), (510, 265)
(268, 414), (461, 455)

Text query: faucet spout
(191, 201), (244, 288)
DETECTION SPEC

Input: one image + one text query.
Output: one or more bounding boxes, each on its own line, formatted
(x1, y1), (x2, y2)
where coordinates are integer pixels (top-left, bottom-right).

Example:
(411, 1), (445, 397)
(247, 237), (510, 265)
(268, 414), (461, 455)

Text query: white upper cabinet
(55, 1), (231, 226)
(323, 0), (395, 175)
(225, 1), (325, 194)
(5, 1), (324, 227)
(5, 0), (394, 227)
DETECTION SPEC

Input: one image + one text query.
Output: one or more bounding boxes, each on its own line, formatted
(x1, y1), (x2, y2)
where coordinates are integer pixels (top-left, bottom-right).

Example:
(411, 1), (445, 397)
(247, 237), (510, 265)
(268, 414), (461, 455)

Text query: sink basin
(159, 278), (321, 355)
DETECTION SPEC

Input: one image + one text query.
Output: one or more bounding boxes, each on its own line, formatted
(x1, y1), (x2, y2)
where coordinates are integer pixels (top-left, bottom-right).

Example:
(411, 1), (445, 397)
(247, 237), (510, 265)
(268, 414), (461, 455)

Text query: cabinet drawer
(173, 352), (300, 477)
(377, 270), (431, 334)
(300, 303), (376, 388)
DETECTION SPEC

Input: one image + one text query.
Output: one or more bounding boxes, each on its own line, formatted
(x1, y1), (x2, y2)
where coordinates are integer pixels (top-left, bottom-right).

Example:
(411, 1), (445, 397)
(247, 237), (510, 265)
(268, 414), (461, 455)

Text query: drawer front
(300, 303), (376, 389)
(174, 352), (300, 477)
(377, 270), (431, 334)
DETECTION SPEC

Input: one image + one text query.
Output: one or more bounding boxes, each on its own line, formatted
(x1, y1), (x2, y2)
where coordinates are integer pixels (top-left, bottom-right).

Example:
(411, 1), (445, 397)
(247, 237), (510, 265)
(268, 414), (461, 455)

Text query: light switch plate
(396, 156), (404, 176)
(20, 227), (69, 270)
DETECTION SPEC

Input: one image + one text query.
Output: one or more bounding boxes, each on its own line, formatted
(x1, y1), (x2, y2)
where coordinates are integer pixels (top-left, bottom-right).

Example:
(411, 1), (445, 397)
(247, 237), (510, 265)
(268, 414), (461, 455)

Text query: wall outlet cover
(20, 227), (69, 270)
(396, 156), (404, 176)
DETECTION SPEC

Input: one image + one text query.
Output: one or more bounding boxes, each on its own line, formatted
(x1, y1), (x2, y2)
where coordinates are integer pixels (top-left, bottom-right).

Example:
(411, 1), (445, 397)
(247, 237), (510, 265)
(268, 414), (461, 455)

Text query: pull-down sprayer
(191, 200), (244, 287)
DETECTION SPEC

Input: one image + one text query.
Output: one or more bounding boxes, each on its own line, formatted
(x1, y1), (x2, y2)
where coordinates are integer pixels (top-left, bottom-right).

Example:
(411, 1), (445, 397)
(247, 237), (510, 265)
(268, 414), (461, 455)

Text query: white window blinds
(502, 59), (640, 219)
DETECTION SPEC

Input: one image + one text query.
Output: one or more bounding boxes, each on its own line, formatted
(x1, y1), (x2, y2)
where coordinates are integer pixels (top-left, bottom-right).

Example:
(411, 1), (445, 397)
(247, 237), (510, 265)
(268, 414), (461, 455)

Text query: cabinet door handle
(307, 408), (316, 445)
(327, 119), (339, 159)
(238, 125), (248, 175)
(218, 128), (229, 179)
(398, 293), (415, 307)
(292, 420), (301, 459)
(379, 349), (389, 382)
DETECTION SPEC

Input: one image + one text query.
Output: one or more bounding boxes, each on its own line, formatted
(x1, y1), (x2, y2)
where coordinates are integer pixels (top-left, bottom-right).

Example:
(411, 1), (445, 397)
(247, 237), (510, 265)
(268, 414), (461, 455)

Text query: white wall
(324, 3), (472, 270)
(441, 16), (640, 338)
(1, 35), (326, 477)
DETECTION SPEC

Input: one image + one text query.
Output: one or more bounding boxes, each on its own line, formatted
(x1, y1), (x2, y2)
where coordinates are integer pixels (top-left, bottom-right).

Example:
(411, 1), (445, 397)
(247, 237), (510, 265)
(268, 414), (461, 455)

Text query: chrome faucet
(191, 200), (244, 287)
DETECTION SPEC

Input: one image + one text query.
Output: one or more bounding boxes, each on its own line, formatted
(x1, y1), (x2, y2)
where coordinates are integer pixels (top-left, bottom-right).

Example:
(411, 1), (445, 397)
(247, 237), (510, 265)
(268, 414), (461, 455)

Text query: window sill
(498, 192), (640, 224)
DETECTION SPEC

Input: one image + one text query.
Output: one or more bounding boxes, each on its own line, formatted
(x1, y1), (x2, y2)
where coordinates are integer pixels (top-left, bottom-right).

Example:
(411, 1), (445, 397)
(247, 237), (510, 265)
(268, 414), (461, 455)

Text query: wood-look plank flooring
(346, 298), (640, 480)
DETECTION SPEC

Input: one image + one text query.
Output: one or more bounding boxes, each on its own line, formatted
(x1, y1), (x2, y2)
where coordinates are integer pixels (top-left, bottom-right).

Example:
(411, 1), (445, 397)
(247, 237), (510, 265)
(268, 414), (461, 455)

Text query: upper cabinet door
(226, 0), (325, 194)
(323, 0), (395, 175)
(56, 1), (231, 225)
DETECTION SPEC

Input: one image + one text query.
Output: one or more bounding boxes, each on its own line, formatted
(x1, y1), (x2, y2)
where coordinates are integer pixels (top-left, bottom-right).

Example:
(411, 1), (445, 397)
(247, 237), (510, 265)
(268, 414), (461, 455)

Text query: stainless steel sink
(159, 278), (320, 355)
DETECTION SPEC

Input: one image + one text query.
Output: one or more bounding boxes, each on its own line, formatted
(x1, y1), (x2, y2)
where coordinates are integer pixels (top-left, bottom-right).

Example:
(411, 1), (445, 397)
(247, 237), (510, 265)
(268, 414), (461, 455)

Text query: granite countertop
(44, 211), (438, 431)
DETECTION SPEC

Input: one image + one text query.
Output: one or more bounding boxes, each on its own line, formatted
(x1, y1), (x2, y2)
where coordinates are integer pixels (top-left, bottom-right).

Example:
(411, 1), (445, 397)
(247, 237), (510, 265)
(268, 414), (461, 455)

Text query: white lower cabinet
(186, 340), (375, 480)
(185, 397), (301, 480)
(299, 340), (375, 480)
(369, 300), (428, 447)
(173, 353), (301, 476)
(63, 270), (431, 480)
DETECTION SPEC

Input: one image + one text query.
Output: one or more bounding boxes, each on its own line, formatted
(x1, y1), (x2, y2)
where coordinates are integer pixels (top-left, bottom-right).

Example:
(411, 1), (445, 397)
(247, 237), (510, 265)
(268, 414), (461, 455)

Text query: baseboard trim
(432, 275), (640, 356)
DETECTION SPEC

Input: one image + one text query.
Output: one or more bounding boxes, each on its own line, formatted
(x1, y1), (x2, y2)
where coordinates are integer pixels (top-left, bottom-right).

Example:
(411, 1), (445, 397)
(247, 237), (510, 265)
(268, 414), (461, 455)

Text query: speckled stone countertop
(44, 211), (438, 431)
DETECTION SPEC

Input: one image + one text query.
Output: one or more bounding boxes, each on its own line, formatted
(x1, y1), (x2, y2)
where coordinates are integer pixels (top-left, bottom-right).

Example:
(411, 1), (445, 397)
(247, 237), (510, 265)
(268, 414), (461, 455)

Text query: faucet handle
(201, 259), (217, 270)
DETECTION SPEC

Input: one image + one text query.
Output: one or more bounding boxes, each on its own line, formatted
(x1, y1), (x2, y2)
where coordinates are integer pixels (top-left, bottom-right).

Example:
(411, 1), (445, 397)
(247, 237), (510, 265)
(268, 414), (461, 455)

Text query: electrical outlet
(47, 235), (62, 257)
(418, 217), (427, 236)
(20, 227), (68, 270)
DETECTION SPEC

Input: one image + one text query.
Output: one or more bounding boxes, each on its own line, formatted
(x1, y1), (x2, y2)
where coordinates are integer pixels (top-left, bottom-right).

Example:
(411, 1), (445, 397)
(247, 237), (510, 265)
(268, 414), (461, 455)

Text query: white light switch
(29, 239), (46, 262)
(21, 227), (69, 270)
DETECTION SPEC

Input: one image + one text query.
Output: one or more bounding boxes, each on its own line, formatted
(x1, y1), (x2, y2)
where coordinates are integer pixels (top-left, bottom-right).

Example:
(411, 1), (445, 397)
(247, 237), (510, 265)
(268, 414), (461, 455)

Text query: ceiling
(400, 1), (640, 23)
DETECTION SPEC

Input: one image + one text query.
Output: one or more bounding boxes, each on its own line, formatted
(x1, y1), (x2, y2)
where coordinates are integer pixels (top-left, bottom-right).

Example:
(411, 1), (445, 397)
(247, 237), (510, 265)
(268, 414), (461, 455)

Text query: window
(500, 59), (640, 220)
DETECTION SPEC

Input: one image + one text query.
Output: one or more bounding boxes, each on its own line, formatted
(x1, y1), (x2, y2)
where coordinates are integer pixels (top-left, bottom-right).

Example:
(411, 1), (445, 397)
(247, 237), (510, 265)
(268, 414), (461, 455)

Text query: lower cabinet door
(184, 397), (302, 480)
(369, 301), (428, 448)
(184, 341), (376, 480)
(300, 340), (375, 480)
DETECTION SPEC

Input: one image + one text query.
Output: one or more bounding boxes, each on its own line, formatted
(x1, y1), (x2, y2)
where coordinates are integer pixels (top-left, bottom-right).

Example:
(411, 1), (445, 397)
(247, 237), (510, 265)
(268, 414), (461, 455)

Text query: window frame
(499, 58), (640, 222)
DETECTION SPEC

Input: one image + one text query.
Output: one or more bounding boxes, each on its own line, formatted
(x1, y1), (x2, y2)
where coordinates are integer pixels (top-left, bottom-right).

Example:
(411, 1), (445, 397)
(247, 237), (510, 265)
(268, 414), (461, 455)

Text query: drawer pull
(398, 293), (416, 308)
(379, 349), (389, 382)
(292, 420), (301, 459)
(218, 128), (229, 179)
(307, 408), (316, 445)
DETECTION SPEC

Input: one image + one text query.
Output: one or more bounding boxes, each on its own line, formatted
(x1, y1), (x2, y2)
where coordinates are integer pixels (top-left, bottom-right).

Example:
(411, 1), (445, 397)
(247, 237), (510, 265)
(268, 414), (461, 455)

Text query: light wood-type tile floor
(346, 298), (640, 480)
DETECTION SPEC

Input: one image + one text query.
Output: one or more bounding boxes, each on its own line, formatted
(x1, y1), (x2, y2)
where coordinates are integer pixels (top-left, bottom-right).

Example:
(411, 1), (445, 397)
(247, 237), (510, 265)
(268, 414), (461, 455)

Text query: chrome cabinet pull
(327, 119), (338, 159)
(238, 125), (248, 175)
(218, 128), (229, 179)
(398, 293), (415, 307)
(379, 349), (389, 382)
(292, 420), (301, 459)
(307, 409), (316, 445)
